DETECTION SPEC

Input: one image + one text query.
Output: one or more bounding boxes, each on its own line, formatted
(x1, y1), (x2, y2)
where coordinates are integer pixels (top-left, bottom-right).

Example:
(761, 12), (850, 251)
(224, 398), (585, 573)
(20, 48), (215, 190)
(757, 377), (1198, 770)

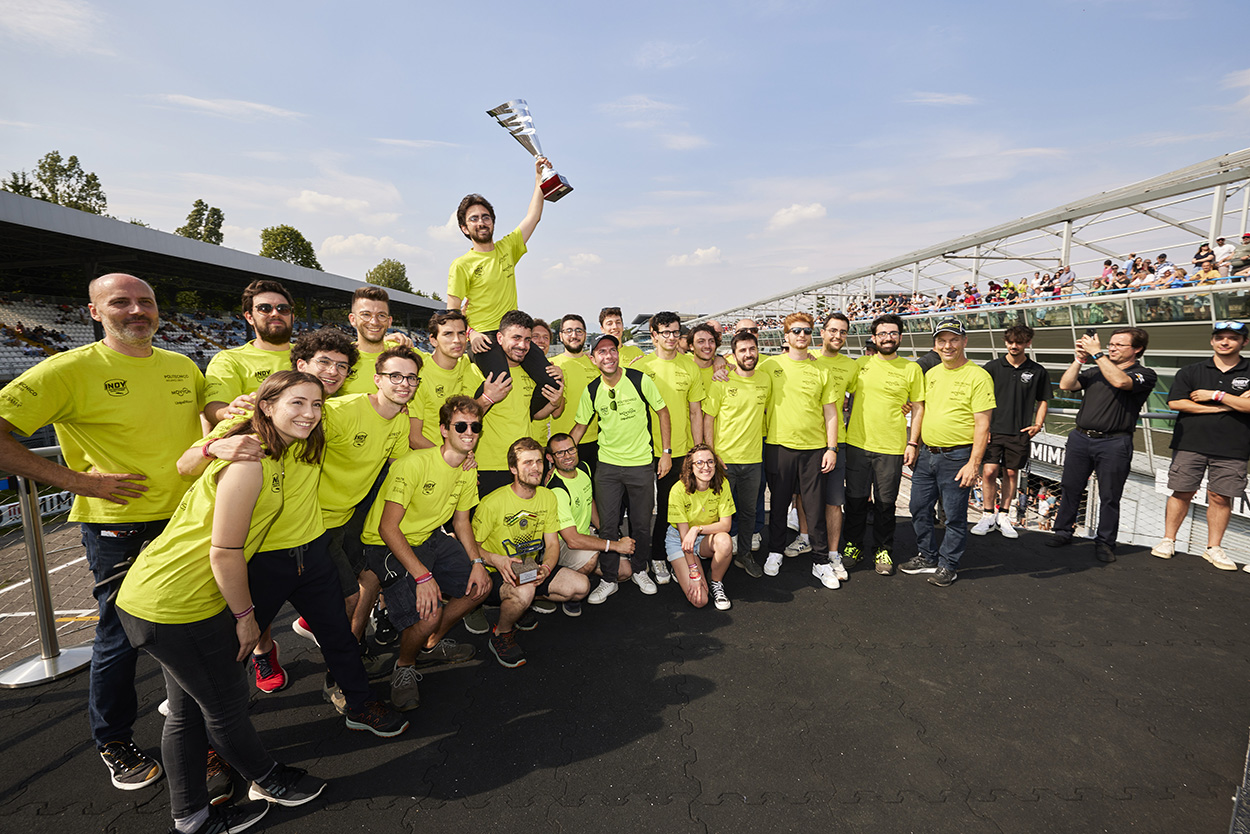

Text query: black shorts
(362, 532), (472, 632)
(484, 566), (557, 605)
(985, 432), (1030, 470)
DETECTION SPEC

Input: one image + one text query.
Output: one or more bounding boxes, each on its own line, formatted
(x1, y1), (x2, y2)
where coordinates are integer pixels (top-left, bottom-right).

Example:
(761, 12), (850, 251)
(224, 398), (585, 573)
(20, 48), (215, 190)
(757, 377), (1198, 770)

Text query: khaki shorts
(1167, 449), (1248, 497)
(558, 539), (598, 571)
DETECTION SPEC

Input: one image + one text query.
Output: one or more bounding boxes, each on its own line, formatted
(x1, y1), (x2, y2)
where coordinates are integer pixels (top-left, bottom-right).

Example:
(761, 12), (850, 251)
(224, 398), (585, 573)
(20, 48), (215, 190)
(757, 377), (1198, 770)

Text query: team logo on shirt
(1019, 372), (1034, 383)
(352, 432), (368, 447)
(270, 474), (282, 493)
(103, 379), (129, 397)
(422, 481), (436, 495)
(254, 370), (272, 383)
(170, 387), (191, 397)
(727, 387), (738, 397)
(772, 368), (784, 378)
(15, 381), (37, 398)
(1233, 377), (1250, 392)
(1133, 373), (1146, 384)
(435, 385), (446, 397)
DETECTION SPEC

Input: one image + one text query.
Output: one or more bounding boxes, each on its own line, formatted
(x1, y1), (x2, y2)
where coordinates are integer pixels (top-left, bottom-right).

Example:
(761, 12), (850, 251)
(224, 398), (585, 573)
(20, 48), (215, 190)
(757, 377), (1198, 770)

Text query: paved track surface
(2, 526), (1248, 833)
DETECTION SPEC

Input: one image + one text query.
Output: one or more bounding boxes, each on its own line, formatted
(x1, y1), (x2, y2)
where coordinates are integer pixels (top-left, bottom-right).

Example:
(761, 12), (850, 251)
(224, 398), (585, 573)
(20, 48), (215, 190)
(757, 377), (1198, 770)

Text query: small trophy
(486, 99), (573, 202)
(509, 538), (545, 585)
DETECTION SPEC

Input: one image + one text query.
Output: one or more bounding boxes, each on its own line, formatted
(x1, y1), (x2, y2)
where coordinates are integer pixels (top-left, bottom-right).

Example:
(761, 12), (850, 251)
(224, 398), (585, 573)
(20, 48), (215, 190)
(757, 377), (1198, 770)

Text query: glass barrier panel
(1025, 306), (1072, 327)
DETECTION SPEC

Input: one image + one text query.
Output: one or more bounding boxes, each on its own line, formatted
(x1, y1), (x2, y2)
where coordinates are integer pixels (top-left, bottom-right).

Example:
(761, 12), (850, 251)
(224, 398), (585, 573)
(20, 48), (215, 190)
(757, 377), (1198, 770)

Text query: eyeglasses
(737, 326), (759, 335)
(789, 327), (813, 335)
(384, 372), (420, 386)
(465, 213), (493, 224)
(551, 447), (578, 457)
(253, 303), (292, 315)
(451, 420), (483, 434)
(561, 327), (586, 335)
(313, 357), (351, 373)
(875, 330), (901, 338)
(655, 329), (681, 338)
(354, 312), (391, 322)
(692, 459), (716, 469)
(1214, 321), (1247, 333)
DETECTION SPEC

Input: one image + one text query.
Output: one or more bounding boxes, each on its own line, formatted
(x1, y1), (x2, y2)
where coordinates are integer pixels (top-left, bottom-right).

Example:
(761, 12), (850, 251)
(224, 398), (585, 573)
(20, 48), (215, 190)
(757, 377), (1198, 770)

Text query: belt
(1076, 428), (1132, 439)
(922, 443), (972, 454)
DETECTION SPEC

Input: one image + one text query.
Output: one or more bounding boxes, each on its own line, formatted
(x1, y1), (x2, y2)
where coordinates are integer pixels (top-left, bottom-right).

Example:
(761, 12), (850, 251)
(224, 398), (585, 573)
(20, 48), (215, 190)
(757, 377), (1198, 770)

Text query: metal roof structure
(694, 148), (1250, 324)
(0, 190), (439, 326)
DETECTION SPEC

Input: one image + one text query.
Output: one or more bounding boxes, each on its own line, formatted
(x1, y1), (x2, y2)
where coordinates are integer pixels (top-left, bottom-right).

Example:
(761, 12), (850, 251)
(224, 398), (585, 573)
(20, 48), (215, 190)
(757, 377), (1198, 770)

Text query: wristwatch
(662, 448), (672, 455)
(1092, 351), (1106, 361)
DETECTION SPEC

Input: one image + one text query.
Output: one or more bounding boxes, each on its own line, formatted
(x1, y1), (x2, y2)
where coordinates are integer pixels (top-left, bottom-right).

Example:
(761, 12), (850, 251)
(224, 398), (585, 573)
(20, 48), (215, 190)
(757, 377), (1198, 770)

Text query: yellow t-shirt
(919, 362), (997, 447)
(814, 353), (859, 427)
(550, 352), (598, 442)
(361, 446), (478, 547)
(0, 343), (206, 523)
(116, 455), (285, 624)
(477, 364), (538, 471)
(697, 363), (717, 397)
(759, 354), (839, 450)
(635, 352), (705, 457)
(204, 342), (291, 405)
(667, 481), (736, 527)
(575, 371), (667, 467)
(258, 454), (325, 551)
(702, 372), (772, 465)
(846, 355), (926, 455)
(319, 394), (411, 527)
(411, 355), (484, 445)
(472, 483), (559, 571)
(339, 340), (405, 396)
(446, 229), (526, 333)
(620, 344), (645, 366)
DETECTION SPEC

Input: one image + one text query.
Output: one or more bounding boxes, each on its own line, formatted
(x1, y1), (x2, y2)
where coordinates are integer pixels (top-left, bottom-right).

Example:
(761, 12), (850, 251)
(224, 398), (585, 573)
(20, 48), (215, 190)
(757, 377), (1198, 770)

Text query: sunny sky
(2, 0), (1248, 324)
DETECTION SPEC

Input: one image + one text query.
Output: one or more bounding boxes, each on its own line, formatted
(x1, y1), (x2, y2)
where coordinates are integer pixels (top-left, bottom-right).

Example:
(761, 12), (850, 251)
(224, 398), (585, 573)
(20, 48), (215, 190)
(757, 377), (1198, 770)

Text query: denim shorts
(664, 525), (707, 561)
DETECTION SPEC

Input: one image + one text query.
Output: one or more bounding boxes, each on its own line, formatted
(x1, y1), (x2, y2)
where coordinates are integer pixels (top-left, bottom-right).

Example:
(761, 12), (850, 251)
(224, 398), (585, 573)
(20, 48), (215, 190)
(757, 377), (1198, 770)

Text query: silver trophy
(486, 99), (573, 202)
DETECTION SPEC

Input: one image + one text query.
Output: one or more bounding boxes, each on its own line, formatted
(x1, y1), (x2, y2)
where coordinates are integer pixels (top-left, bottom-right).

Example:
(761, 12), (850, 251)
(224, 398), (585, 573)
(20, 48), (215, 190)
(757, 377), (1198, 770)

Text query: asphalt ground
(2, 522), (1248, 834)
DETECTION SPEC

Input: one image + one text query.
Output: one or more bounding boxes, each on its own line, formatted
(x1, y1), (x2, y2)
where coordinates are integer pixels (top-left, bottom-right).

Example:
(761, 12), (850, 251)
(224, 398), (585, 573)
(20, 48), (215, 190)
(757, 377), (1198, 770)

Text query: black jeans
(594, 461), (654, 579)
(651, 455), (685, 563)
(471, 338), (559, 419)
(119, 607), (275, 820)
(1052, 431), (1133, 548)
(765, 444), (827, 563)
(843, 445), (904, 555)
(725, 462), (762, 558)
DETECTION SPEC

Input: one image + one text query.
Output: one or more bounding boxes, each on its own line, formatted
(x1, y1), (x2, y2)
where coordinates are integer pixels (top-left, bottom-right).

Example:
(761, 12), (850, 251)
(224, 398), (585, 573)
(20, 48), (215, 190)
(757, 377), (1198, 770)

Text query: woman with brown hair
(665, 443), (736, 610)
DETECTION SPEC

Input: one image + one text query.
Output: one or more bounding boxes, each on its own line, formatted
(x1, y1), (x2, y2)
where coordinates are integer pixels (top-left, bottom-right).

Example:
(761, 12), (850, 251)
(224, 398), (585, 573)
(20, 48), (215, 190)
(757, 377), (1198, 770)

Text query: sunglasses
(789, 327), (813, 335)
(608, 387), (619, 411)
(452, 421), (483, 434)
(253, 303), (293, 315)
(1214, 321), (1248, 333)
(737, 327), (759, 335)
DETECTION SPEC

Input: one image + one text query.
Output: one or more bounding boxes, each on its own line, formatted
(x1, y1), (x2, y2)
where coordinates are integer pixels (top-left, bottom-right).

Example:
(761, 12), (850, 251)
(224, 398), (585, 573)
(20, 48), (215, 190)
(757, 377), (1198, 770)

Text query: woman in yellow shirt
(665, 444), (736, 611)
(117, 371), (329, 834)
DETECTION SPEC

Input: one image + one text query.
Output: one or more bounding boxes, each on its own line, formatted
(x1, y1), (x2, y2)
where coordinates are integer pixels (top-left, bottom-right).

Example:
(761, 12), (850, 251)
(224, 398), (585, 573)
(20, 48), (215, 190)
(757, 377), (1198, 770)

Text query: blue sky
(2, 0), (1248, 323)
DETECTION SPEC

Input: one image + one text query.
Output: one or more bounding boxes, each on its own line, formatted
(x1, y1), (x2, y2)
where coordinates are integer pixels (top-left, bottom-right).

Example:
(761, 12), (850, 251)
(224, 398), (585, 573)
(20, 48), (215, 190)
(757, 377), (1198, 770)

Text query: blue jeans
(909, 446), (972, 570)
(81, 519), (169, 747)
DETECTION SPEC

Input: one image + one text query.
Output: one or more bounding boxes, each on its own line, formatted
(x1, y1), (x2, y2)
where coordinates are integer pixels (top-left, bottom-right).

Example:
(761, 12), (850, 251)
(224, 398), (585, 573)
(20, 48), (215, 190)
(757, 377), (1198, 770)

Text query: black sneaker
(415, 637), (476, 667)
(928, 566), (957, 587)
(530, 599), (557, 614)
(562, 601), (582, 617)
(899, 556), (939, 575)
(206, 748), (233, 806)
(842, 542), (862, 567)
(515, 609), (538, 632)
(1045, 534), (1073, 548)
(184, 798), (269, 833)
(372, 604), (398, 646)
(1095, 543), (1116, 563)
(489, 628), (527, 668)
(247, 763), (327, 806)
(360, 641), (395, 680)
(345, 699), (410, 738)
(98, 740), (163, 790)
(734, 552), (764, 578)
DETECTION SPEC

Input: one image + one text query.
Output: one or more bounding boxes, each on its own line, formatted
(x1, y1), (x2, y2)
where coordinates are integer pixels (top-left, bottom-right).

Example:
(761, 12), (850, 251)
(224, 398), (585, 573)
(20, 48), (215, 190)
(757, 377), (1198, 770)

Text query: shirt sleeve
(1036, 366), (1052, 402)
(575, 387), (594, 425)
(640, 374), (668, 412)
(907, 363), (926, 402)
(1129, 367), (1158, 394)
(456, 470), (480, 513)
(554, 487), (576, 531)
(1167, 365), (1194, 401)
(204, 351), (242, 404)
(447, 257), (470, 300)
(971, 370), (997, 412)
(667, 487), (689, 524)
(702, 383), (722, 417)
(718, 486), (736, 518)
(0, 360), (75, 436)
(687, 361), (706, 404)
(382, 457), (416, 506)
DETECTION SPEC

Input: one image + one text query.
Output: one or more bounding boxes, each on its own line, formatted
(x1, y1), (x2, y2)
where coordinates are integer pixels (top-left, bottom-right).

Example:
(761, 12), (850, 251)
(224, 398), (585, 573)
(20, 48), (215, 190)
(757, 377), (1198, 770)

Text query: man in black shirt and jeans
(1151, 321), (1250, 571)
(1046, 327), (1157, 562)
(971, 325), (1050, 539)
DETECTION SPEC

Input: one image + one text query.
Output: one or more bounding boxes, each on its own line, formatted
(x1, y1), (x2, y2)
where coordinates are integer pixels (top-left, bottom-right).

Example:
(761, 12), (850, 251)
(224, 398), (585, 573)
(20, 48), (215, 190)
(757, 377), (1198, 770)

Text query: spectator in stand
(1229, 234), (1250, 278)
(1155, 254), (1175, 276)
(1168, 267), (1190, 288)
(1191, 244), (1215, 272)
(1214, 236), (1235, 277)
(1196, 261), (1222, 285)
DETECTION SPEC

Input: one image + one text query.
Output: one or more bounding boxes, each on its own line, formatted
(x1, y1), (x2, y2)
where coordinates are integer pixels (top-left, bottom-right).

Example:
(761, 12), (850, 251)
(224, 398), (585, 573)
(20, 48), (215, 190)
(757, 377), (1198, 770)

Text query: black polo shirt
(1074, 360), (1157, 433)
(1167, 355), (1250, 459)
(983, 356), (1051, 435)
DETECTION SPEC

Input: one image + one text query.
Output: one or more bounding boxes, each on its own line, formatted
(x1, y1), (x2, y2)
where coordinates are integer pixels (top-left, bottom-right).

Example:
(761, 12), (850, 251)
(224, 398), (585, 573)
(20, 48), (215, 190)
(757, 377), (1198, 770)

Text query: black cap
(933, 316), (966, 336)
(589, 333), (620, 353)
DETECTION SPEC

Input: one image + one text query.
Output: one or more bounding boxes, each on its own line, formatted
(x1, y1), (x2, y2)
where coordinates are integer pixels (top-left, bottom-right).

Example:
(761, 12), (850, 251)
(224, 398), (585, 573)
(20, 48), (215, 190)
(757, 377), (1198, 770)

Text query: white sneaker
(730, 535), (738, 555)
(786, 507), (800, 531)
(651, 560), (672, 585)
(997, 515), (1019, 539)
(158, 698), (170, 717)
(588, 579), (618, 604)
(831, 555), (848, 582)
(783, 536), (812, 558)
(1150, 538), (1175, 559)
(763, 552), (783, 576)
(812, 562), (841, 589)
(632, 571), (658, 594)
(970, 514), (996, 536)
(751, 533), (762, 551)
(710, 580), (732, 610)
(1203, 545), (1237, 571)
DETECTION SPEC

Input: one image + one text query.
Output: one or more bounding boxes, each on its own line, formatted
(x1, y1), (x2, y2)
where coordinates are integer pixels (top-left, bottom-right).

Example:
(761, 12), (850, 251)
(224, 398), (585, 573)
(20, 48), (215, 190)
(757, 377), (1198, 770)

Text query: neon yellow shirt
(759, 354), (838, 450)
(620, 344), (645, 366)
(919, 362), (997, 447)
(575, 371), (667, 467)
(411, 355), (484, 445)
(815, 353), (859, 427)
(547, 465), (594, 534)
(0, 343), (206, 523)
(339, 340), (402, 396)
(362, 446), (478, 546)
(635, 352), (705, 457)
(473, 483), (559, 571)
(550, 352), (598, 442)
(477, 364), (538, 471)
(667, 481), (736, 527)
(319, 394), (411, 527)
(447, 229), (526, 333)
(117, 455), (285, 624)
(703, 372), (772, 464)
(846, 355), (925, 455)
(204, 342), (291, 404)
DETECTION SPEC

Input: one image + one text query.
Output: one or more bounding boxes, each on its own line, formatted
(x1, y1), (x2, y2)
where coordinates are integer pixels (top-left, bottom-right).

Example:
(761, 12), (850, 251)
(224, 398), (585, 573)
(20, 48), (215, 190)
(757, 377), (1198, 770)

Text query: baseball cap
(1213, 320), (1248, 336)
(933, 316), (965, 336)
(588, 333), (620, 353)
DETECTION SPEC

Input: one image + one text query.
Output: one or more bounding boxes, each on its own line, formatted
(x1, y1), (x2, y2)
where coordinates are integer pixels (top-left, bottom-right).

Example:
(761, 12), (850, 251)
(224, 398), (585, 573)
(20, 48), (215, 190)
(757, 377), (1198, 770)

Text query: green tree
(2, 151), (107, 214)
(175, 199), (225, 244)
(365, 258), (413, 293)
(175, 290), (203, 309)
(431, 291), (442, 302)
(258, 225), (321, 270)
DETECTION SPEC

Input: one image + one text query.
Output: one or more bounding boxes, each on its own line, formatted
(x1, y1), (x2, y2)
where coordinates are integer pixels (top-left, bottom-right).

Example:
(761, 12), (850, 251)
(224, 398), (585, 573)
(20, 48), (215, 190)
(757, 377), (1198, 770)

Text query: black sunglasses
(252, 303), (292, 315)
(452, 421), (482, 434)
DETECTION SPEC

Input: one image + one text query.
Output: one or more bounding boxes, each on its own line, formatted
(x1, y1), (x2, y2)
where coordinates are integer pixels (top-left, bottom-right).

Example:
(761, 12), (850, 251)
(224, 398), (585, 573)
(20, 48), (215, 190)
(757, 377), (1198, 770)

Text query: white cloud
(373, 138), (458, 150)
(768, 202), (827, 230)
(152, 94), (303, 120)
(597, 94), (681, 115)
(221, 225), (261, 254)
(905, 92), (979, 106)
(287, 190), (370, 214)
(319, 234), (429, 259)
(791, 266), (811, 275)
(667, 246), (724, 267)
(1224, 69), (1250, 89)
(569, 253), (602, 268)
(0, 0), (110, 54)
(427, 213), (462, 242)
(634, 40), (700, 70)
(661, 133), (709, 150)
(0, 119), (35, 128)
(546, 253), (602, 276)
(1135, 132), (1230, 148)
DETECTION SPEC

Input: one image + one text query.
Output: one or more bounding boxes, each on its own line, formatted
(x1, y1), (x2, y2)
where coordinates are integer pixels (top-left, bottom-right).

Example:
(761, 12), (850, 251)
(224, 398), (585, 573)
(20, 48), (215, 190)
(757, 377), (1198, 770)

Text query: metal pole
(1062, 220), (1073, 268)
(1210, 183), (1227, 244)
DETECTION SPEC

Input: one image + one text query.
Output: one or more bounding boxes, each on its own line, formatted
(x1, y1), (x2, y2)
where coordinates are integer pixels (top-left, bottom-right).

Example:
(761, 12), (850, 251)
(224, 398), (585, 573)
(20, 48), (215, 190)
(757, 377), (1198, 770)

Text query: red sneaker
(252, 640), (288, 693)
